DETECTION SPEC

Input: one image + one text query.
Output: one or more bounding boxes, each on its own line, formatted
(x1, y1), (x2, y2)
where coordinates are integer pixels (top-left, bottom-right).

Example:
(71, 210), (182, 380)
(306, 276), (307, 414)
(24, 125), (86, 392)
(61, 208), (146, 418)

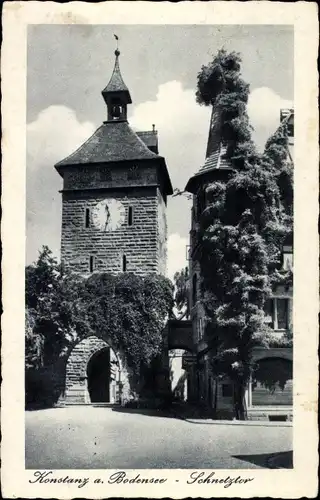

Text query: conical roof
(102, 50), (132, 104)
(185, 108), (233, 193)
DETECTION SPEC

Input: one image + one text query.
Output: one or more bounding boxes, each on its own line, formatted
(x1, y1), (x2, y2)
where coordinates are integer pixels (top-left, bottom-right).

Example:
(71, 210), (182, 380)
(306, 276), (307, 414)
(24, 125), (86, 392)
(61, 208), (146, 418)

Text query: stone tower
(55, 49), (172, 276)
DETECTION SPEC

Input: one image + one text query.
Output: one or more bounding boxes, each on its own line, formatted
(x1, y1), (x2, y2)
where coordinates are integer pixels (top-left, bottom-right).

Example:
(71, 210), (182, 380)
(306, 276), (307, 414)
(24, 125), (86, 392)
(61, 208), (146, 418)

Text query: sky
(27, 24), (293, 280)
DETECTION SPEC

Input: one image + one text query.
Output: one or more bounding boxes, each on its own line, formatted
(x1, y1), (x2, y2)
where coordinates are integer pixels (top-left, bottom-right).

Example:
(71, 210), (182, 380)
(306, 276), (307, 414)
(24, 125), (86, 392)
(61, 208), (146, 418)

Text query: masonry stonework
(61, 186), (164, 275)
(54, 49), (173, 405)
(61, 336), (131, 405)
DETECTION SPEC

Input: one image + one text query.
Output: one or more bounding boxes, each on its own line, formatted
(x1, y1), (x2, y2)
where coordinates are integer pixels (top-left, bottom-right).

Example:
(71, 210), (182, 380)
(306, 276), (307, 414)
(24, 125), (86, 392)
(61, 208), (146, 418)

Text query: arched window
(111, 98), (123, 120)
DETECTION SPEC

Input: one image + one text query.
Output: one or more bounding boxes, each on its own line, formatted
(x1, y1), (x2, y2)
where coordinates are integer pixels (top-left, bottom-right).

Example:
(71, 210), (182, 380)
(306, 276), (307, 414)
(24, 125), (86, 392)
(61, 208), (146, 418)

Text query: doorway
(87, 348), (110, 403)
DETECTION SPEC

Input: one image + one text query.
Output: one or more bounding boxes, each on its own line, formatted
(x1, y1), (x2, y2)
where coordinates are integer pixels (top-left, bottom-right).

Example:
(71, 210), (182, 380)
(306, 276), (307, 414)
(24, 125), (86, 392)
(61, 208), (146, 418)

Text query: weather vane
(114, 34), (119, 54)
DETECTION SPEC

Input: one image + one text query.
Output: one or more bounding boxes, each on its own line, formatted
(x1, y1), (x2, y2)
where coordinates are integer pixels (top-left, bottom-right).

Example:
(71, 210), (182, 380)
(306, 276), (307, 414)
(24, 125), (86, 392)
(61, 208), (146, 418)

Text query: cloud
(130, 81), (211, 190)
(167, 233), (189, 282)
(26, 86), (293, 268)
(130, 80), (210, 241)
(247, 87), (293, 150)
(27, 106), (96, 264)
(27, 105), (95, 169)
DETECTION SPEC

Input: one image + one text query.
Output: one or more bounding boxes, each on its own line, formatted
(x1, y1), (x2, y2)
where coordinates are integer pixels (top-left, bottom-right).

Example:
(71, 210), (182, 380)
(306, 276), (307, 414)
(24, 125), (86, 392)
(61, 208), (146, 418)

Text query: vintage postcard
(1, 1), (319, 498)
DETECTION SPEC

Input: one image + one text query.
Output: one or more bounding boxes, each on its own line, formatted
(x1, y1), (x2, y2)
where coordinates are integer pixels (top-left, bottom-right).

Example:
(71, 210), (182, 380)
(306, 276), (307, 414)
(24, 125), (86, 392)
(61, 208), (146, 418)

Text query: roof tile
(55, 121), (160, 167)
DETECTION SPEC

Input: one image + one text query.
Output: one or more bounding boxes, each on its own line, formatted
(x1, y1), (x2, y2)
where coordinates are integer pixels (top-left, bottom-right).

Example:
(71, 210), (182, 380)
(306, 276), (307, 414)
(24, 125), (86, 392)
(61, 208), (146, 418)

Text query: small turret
(102, 49), (132, 121)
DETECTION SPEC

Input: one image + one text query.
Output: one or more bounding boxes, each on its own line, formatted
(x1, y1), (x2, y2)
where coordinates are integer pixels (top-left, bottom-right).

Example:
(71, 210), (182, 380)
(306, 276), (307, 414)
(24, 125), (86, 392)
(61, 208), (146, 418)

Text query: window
(282, 245), (293, 270)
(198, 317), (204, 340)
(122, 255), (127, 272)
(222, 383), (233, 398)
(277, 299), (289, 330)
(192, 273), (198, 306)
(128, 206), (133, 226)
(85, 208), (90, 228)
(196, 188), (206, 217)
(111, 98), (122, 120)
(100, 168), (112, 182)
(264, 298), (289, 330)
(89, 256), (95, 273)
(128, 165), (140, 181)
(283, 253), (293, 270)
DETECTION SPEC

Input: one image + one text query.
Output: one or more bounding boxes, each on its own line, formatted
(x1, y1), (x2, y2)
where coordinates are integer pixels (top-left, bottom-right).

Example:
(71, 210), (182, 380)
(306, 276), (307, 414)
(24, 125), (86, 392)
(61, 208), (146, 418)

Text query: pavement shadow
(233, 451), (293, 469)
(111, 407), (178, 418)
(111, 405), (216, 420)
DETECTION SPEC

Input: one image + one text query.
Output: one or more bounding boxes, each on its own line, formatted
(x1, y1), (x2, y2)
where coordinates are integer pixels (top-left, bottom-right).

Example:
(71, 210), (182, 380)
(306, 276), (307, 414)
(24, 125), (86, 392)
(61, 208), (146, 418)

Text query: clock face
(92, 199), (126, 231)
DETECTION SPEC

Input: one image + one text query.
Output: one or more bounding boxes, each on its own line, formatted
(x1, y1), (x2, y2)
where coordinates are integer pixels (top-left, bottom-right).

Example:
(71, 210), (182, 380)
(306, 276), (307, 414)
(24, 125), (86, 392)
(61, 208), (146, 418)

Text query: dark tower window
(128, 165), (140, 180)
(111, 98), (123, 120)
(128, 207), (133, 226)
(85, 208), (90, 228)
(122, 255), (127, 272)
(89, 256), (95, 273)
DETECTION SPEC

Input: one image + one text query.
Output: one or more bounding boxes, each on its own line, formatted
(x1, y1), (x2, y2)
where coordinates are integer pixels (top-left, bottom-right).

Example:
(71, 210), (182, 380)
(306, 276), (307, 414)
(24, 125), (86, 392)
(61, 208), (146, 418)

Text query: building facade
(54, 49), (172, 405)
(184, 108), (294, 421)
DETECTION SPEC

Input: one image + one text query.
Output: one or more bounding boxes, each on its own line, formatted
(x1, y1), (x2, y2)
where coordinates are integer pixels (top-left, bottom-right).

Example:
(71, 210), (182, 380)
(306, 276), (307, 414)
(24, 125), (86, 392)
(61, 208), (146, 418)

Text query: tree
(196, 50), (293, 419)
(25, 247), (87, 407)
(26, 246), (87, 367)
(25, 247), (174, 405)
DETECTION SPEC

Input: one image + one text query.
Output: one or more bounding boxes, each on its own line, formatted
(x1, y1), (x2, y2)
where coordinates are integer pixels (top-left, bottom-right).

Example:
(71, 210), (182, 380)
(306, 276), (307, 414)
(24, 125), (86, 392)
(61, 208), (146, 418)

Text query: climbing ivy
(195, 50), (293, 419)
(25, 247), (174, 405)
(252, 358), (292, 392)
(80, 271), (174, 383)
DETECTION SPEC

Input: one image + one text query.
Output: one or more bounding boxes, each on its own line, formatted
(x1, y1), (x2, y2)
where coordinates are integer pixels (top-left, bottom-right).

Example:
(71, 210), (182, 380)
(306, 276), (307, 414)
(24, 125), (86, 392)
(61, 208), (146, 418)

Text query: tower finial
(114, 34), (120, 56)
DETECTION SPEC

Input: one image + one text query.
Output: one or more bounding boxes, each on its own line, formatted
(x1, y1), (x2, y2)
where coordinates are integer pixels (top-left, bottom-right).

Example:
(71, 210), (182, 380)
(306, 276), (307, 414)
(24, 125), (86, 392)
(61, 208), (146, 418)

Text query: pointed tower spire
(102, 41), (132, 121)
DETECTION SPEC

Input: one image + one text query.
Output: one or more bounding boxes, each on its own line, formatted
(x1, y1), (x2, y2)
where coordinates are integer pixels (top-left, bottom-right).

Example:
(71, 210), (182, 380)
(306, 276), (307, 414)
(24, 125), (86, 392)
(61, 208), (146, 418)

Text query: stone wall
(60, 335), (130, 405)
(157, 188), (168, 276)
(63, 163), (158, 191)
(61, 186), (165, 275)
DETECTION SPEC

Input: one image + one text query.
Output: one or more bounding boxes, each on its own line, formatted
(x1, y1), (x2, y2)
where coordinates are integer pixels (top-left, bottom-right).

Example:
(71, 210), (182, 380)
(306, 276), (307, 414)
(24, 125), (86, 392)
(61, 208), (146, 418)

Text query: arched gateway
(60, 336), (130, 405)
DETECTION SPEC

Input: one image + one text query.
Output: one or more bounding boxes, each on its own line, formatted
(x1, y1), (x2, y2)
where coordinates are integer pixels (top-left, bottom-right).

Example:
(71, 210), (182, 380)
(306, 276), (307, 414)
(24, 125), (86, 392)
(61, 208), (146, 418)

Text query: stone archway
(61, 336), (130, 405)
(87, 347), (111, 403)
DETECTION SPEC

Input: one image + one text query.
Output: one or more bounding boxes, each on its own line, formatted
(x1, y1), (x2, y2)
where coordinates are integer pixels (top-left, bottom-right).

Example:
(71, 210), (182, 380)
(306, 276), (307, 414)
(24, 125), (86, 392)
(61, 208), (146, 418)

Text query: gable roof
(136, 130), (158, 153)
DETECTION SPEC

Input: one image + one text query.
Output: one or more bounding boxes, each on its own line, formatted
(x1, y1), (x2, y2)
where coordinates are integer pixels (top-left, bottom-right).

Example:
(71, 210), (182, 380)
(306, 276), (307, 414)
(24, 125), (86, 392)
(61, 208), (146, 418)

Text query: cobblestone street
(25, 407), (292, 469)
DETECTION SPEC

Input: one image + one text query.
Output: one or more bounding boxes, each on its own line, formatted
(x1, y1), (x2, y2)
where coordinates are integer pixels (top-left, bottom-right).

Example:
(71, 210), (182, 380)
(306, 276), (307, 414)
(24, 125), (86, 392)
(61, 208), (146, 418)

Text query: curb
(169, 412), (292, 427)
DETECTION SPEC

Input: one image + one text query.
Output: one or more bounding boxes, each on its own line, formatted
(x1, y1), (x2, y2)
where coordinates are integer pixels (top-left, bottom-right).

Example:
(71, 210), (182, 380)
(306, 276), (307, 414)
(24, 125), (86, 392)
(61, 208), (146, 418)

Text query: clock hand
(104, 204), (111, 230)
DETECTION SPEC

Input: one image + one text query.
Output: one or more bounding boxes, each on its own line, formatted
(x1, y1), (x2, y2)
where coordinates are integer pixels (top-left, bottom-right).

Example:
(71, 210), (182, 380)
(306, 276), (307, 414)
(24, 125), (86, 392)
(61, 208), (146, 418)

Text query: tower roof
(185, 109), (234, 193)
(102, 50), (132, 104)
(55, 121), (159, 166)
(55, 121), (173, 195)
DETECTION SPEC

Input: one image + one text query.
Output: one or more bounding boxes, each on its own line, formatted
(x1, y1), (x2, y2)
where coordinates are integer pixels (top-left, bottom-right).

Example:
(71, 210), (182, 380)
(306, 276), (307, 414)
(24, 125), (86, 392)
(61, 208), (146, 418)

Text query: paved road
(25, 407), (292, 469)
